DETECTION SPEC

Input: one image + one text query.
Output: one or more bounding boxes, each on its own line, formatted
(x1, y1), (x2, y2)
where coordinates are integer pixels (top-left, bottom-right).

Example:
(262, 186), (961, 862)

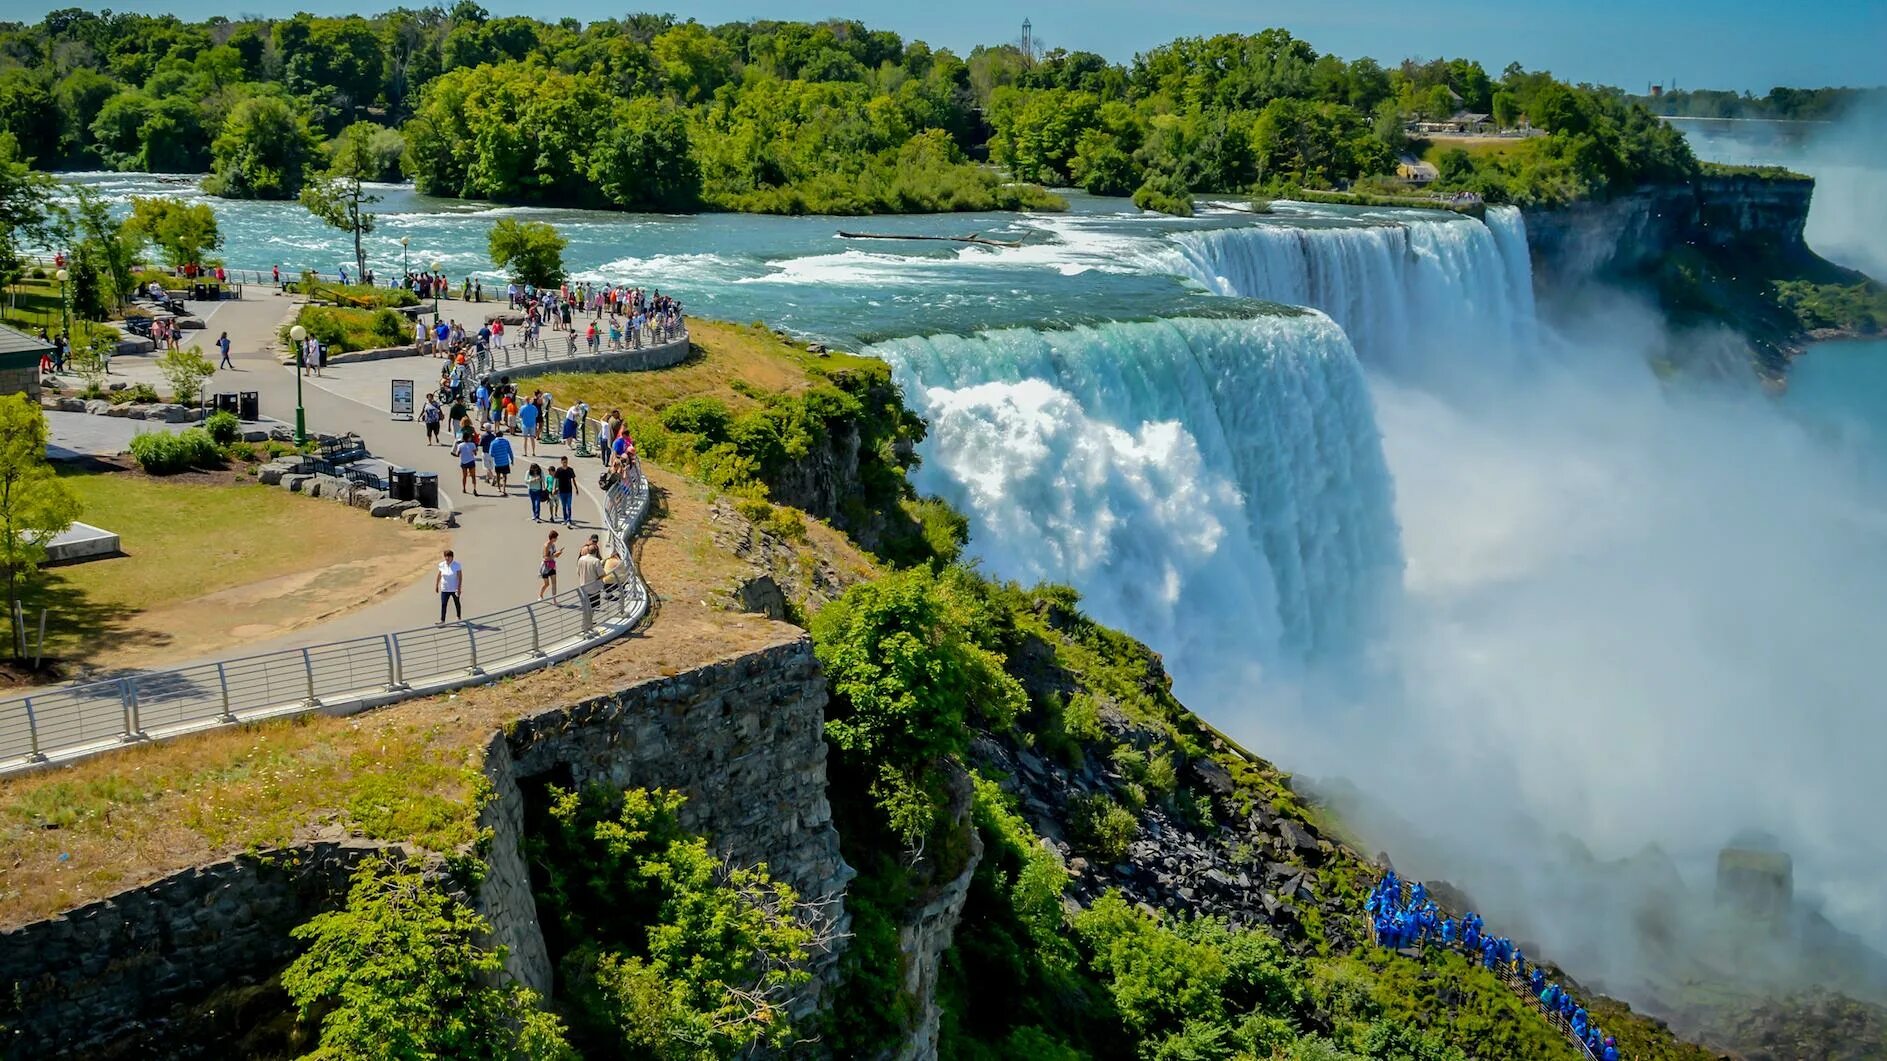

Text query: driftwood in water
(836, 230), (1023, 249)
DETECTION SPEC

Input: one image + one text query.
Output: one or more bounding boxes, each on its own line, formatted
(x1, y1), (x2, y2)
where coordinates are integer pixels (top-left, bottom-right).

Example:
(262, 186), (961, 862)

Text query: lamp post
(401, 237), (409, 284)
(288, 323), (308, 443)
(431, 259), (442, 323)
(54, 268), (69, 344)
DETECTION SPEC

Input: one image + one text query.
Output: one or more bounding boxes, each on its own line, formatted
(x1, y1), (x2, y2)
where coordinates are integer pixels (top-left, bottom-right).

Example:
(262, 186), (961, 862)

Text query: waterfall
(1169, 207), (1539, 381)
(870, 314), (1402, 688)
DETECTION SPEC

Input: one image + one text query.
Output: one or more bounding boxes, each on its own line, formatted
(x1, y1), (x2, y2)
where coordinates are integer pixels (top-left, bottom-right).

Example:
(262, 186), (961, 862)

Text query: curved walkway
(0, 291), (680, 773)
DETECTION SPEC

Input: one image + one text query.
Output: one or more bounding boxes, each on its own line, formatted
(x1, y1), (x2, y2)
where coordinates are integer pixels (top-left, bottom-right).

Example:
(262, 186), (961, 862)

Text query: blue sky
(7, 0), (1883, 94)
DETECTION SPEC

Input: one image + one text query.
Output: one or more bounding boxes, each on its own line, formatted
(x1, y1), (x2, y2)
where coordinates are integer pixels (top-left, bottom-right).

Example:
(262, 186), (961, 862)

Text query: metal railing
(0, 464), (652, 774)
(471, 319), (687, 377)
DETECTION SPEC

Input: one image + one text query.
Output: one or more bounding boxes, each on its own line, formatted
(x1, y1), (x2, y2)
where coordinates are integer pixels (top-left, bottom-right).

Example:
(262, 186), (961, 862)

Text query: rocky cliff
(1523, 174), (1815, 287)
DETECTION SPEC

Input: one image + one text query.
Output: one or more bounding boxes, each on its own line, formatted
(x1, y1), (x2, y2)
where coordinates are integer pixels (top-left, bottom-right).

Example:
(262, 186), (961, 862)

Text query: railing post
(464, 621), (482, 674)
(300, 647), (320, 706)
(216, 662), (235, 723)
(119, 677), (145, 740)
(526, 603), (543, 656)
(383, 633), (403, 690)
(21, 697), (43, 762)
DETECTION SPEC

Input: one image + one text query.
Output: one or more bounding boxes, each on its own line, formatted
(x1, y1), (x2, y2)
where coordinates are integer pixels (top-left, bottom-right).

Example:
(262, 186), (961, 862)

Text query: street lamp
(288, 323), (308, 443)
(401, 236), (409, 283)
(431, 259), (442, 323)
(54, 268), (68, 344)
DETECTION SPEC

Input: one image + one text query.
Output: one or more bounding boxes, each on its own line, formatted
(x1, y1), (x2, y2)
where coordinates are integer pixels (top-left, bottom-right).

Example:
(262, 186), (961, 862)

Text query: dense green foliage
(282, 858), (573, 1059)
(0, 134), (55, 285)
(526, 785), (817, 1058)
(1, 11), (1691, 213)
(982, 34), (1697, 210)
(282, 305), (407, 353)
(124, 198), (222, 269)
(487, 219), (568, 288)
(0, 396), (80, 657)
(127, 427), (223, 475)
(1638, 85), (1885, 122)
(1773, 279), (1887, 335)
(203, 410), (241, 446)
(812, 566), (1025, 851)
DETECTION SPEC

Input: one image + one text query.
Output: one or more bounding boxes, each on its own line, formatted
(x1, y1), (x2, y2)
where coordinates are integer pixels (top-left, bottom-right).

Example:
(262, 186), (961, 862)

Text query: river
(57, 169), (1887, 985)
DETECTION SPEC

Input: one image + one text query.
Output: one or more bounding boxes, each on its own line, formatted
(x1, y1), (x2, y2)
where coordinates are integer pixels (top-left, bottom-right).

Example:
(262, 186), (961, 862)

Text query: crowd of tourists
(1367, 873), (1621, 1061)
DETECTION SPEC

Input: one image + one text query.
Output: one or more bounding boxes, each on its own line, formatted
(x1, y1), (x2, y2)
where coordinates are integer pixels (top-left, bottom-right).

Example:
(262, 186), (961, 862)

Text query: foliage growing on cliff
(526, 784), (818, 1058)
(282, 858), (573, 1060)
(1772, 279), (1886, 335)
(813, 566), (1025, 852)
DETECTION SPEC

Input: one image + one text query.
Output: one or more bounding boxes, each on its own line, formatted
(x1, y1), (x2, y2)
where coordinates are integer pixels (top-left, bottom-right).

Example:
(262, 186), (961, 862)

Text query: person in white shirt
(434, 549), (464, 623)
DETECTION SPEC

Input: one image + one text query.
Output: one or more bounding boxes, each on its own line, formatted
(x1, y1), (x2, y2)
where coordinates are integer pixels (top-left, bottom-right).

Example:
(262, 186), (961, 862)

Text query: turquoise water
(1786, 339), (1887, 473)
(57, 172), (1488, 346)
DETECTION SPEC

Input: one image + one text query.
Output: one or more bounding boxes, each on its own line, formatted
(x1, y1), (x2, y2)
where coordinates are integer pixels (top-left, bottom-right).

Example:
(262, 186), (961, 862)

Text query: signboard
(391, 379), (415, 419)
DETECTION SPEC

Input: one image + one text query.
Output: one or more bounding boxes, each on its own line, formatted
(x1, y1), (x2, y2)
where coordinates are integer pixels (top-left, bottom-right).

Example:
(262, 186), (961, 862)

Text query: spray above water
(871, 314), (1403, 692)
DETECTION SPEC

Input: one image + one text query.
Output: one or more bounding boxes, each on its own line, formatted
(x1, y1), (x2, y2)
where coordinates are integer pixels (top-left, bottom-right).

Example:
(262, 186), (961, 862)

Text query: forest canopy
(0, 8), (1697, 213)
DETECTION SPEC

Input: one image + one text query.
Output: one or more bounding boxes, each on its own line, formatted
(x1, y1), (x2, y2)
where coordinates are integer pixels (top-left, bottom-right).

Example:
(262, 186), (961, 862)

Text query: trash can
(214, 393), (238, 415)
(391, 467), (416, 502)
(238, 391), (259, 421)
(415, 472), (439, 509)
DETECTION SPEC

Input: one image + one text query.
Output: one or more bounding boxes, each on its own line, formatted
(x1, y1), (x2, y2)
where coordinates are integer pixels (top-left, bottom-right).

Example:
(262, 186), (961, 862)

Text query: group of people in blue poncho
(1366, 872), (1621, 1061)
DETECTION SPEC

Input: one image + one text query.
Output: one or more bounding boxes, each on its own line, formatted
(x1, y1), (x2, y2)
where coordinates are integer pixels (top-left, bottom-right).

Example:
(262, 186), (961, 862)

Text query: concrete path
(80, 290), (620, 669)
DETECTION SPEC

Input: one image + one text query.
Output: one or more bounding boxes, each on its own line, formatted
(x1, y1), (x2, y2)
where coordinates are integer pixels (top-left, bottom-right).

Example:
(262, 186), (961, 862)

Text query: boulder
(348, 487), (384, 510)
(124, 406), (148, 420)
(1277, 820), (1323, 863)
(402, 506), (452, 530)
(174, 316), (206, 330)
(241, 428), (270, 443)
(156, 404), (196, 423)
(269, 425), (296, 442)
(83, 399), (111, 416)
(282, 474), (313, 493)
(257, 464), (288, 486)
(108, 382), (127, 392)
(58, 397), (84, 413)
(369, 497), (419, 518)
(104, 404), (131, 418)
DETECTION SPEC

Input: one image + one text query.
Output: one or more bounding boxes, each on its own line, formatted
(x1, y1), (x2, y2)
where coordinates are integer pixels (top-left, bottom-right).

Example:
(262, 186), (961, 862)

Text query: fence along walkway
(0, 459), (653, 775)
(472, 317), (687, 376)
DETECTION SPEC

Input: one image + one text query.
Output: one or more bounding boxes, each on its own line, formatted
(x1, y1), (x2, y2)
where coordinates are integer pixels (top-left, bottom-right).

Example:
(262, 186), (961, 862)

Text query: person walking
(435, 548), (463, 624)
(526, 463), (547, 522)
(453, 429), (480, 497)
(538, 530), (563, 599)
(215, 330), (233, 369)
(489, 427), (514, 497)
(552, 456), (578, 528)
(422, 393), (443, 445)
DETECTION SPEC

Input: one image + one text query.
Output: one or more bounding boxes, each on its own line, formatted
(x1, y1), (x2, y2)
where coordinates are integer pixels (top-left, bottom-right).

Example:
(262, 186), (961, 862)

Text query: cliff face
(1523, 175), (1816, 287)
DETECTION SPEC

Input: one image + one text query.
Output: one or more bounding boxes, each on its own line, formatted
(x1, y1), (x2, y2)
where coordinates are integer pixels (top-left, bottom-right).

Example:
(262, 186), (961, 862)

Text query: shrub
(282, 859), (571, 1060)
(1134, 172), (1195, 217)
(129, 427), (221, 474)
(1071, 794), (1138, 861)
(371, 307), (405, 345)
(204, 410), (241, 446)
(659, 396), (733, 442)
(157, 344), (216, 404)
(107, 382), (162, 405)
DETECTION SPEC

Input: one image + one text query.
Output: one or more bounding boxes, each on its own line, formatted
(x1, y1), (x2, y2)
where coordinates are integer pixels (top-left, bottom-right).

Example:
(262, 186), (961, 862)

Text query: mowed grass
(528, 318), (882, 421)
(1420, 136), (1543, 163)
(9, 466), (431, 664)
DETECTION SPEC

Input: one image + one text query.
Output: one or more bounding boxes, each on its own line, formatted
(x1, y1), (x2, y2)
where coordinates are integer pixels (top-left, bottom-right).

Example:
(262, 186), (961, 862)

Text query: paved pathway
(100, 291), (617, 666)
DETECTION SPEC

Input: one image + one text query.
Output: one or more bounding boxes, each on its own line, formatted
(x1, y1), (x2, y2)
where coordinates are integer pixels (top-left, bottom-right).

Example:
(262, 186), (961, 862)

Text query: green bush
(282, 306), (407, 353)
(107, 382), (162, 405)
(1071, 794), (1138, 861)
(1134, 172), (1195, 217)
(129, 427), (222, 474)
(204, 410), (241, 446)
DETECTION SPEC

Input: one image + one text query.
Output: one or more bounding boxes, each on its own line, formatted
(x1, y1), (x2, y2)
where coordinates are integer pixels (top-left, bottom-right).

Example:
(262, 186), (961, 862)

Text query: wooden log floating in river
(836, 230), (1024, 249)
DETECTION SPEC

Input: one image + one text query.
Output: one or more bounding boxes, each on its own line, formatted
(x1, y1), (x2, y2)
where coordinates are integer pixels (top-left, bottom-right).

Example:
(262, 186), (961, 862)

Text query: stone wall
(0, 632), (853, 1055)
(499, 631), (854, 1011)
(0, 840), (394, 1058)
(488, 332), (691, 384)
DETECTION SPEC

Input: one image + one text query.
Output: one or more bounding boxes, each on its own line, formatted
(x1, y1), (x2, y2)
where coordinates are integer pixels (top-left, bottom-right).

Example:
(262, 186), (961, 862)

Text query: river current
(58, 164), (1887, 977)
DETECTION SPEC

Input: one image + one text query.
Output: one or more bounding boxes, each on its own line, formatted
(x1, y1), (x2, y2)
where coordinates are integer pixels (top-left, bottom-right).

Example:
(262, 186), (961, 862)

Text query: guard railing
(0, 465), (652, 775)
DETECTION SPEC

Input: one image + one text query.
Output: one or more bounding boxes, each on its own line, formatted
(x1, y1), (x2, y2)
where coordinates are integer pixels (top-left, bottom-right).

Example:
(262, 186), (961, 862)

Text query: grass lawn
(527, 318), (882, 421)
(6, 465), (439, 669)
(1420, 136), (1542, 163)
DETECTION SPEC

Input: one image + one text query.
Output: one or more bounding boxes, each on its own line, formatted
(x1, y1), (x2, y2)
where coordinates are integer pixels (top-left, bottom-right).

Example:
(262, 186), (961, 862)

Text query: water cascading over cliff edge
(1168, 206), (1539, 382)
(870, 313), (1403, 700)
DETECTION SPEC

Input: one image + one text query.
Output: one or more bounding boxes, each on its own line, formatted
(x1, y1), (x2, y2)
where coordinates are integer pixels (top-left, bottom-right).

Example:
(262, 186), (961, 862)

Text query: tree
(488, 218), (567, 287)
(589, 98), (700, 211)
(283, 859), (573, 1060)
(69, 189), (136, 313)
(203, 95), (321, 200)
(156, 344), (215, 404)
(125, 197), (222, 269)
(301, 128), (384, 281)
(1492, 91), (1520, 130)
(0, 396), (80, 658)
(0, 133), (55, 286)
